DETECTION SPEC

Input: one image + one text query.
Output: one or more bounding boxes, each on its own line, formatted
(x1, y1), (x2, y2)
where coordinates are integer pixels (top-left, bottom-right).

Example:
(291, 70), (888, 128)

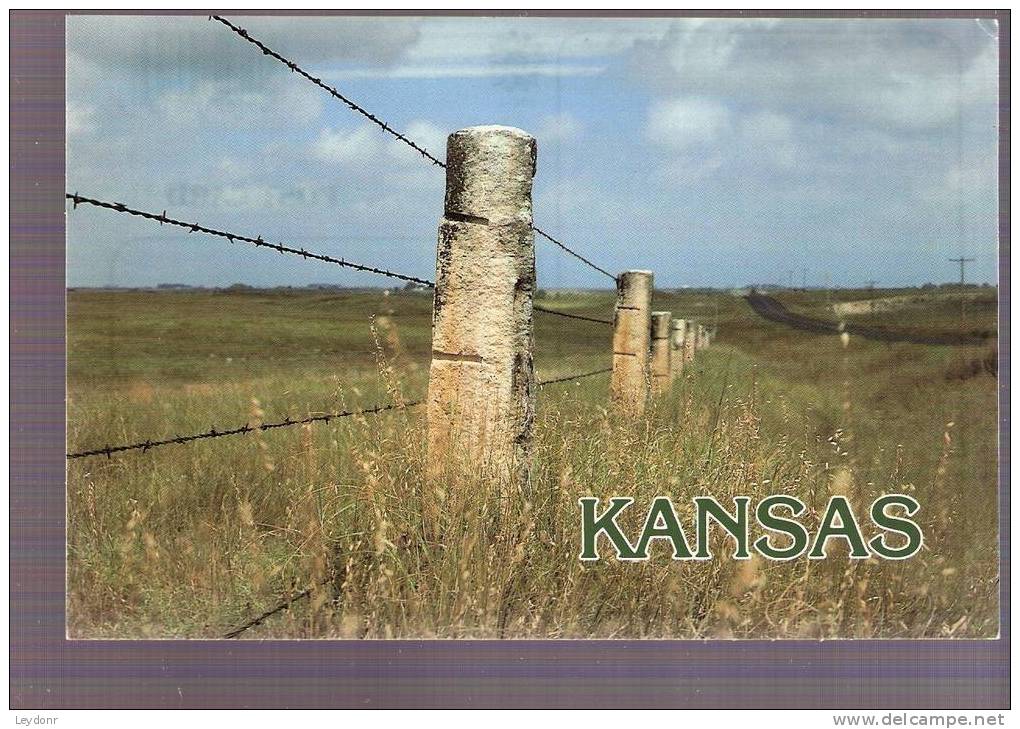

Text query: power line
(66, 193), (436, 288)
(949, 256), (975, 287)
(211, 15), (618, 285)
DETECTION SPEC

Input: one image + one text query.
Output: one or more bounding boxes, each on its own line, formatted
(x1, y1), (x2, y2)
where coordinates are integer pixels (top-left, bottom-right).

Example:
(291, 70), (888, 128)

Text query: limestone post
(683, 319), (697, 361)
(649, 311), (672, 395)
(426, 125), (537, 482)
(610, 270), (653, 417)
(697, 324), (707, 350)
(670, 319), (687, 381)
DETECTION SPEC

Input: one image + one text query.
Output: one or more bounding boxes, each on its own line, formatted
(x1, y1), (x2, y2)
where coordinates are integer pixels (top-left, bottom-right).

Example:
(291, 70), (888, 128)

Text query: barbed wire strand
(220, 366), (612, 638)
(66, 193), (435, 288)
(210, 15), (445, 168)
(67, 369), (611, 462)
(66, 401), (422, 460)
(531, 227), (618, 282)
(533, 305), (613, 326)
(223, 576), (332, 639)
(210, 15), (618, 285)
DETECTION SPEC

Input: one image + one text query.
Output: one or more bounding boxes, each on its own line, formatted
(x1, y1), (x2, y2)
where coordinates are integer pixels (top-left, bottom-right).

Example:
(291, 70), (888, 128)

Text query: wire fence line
(533, 305), (613, 326)
(67, 368), (613, 462)
(220, 365), (614, 639)
(67, 192), (615, 325)
(210, 14), (618, 285)
(66, 401), (422, 461)
(66, 193), (435, 288)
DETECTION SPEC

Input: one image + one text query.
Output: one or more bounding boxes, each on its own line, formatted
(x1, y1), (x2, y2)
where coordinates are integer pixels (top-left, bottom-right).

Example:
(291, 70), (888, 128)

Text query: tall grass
(66, 289), (998, 638)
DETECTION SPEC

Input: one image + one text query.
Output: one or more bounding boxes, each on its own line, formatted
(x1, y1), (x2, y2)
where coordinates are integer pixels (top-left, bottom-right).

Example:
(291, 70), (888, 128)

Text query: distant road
(744, 292), (991, 347)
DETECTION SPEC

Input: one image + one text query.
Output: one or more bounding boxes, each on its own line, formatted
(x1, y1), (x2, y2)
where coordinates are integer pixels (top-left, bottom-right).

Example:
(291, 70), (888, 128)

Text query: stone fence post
(670, 318), (687, 381)
(426, 125), (537, 482)
(610, 270), (653, 417)
(650, 311), (672, 395)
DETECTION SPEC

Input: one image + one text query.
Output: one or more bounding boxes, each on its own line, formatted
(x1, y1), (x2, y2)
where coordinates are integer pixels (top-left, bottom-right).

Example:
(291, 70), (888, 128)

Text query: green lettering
(579, 497), (639, 560)
(868, 494), (923, 559)
(754, 495), (809, 560)
(809, 496), (870, 559)
(695, 496), (751, 559)
(633, 497), (694, 559)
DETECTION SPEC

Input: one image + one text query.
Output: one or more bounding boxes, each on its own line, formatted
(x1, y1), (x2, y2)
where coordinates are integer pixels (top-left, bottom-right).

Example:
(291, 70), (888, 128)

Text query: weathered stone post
(649, 311), (672, 395)
(684, 319), (697, 362)
(670, 318), (687, 381)
(610, 270), (653, 417)
(697, 324), (708, 350)
(426, 125), (537, 482)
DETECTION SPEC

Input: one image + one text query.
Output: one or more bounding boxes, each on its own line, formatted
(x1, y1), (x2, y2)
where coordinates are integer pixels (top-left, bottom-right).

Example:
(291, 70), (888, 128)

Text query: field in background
(66, 286), (999, 638)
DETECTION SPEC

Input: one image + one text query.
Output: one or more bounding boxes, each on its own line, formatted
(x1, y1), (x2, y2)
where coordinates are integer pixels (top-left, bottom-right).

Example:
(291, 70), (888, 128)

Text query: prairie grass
(66, 288), (998, 638)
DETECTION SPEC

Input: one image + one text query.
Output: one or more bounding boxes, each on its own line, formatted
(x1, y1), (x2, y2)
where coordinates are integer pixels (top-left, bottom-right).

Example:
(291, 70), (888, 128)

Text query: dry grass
(66, 288), (999, 639)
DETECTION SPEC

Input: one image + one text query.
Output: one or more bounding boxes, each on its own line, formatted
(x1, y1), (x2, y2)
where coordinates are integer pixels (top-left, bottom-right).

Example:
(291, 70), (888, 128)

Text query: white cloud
(156, 78), (324, 130)
(536, 113), (583, 144)
(66, 104), (94, 136)
(630, 18), (998, 131)
(313, 125), (384, 165)
(328, 63), (605, 80)
(646, 97), (731, 149)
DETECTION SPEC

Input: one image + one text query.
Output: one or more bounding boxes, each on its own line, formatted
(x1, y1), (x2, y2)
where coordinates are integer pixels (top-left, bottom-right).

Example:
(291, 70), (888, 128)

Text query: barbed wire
(223, 575), (333, 639)
(536, 367), (613, 387)
(220, 366), (613, 638)
(211, 15), (618, 286)
(210, 15), (445, 168)
(532, 228), (618, 283)
(66, 193), (435, 288)
(66, 400), (422, 461)
(67, 369), (611, 462)
(533, 305), (613, 326)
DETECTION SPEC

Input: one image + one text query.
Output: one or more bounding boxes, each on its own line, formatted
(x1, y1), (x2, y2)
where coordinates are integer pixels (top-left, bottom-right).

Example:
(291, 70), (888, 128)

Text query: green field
(66, 286), (999, 639)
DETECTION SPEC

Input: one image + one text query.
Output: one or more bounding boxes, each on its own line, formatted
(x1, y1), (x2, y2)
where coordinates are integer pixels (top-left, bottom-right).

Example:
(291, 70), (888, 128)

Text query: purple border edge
(9, 9), (1010, 710)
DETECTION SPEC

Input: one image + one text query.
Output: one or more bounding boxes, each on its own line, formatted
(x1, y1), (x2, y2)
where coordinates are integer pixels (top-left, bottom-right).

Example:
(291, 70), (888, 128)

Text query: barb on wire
(66, 193), (435, 288)
(211, 15), (618, 286)
(66, 400), (423, 461)
(533, 227), (618, 283)
(537, 367), (613, 387)
(534, 304), (613, 326)
(224, 575), (333, 639)
(211, 15), (445, 168)
(221, 366), (609, 637)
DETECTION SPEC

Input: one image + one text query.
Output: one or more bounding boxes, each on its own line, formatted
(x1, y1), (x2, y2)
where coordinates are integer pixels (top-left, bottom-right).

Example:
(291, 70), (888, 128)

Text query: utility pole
(949, 256), (975, 329)
(949, 256), (975, 288)
(864, 280), (877, 313)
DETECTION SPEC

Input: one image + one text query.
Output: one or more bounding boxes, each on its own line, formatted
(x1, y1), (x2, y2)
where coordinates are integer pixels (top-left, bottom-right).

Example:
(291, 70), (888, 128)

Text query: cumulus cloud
(629, 18), (997, 131)
(536, 112), (583, 144)
(67, 15), (419, 78)
(646, 97), (731, 149)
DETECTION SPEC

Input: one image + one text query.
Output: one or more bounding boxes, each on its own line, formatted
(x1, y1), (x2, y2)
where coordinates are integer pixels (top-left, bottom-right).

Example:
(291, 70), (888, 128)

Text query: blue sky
(66, 15), (1000, 289)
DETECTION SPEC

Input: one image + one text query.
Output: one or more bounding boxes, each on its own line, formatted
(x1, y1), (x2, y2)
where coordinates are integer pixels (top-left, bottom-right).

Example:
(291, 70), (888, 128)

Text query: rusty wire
(66, 193), (436, 288)
(211, 15), (618, 285)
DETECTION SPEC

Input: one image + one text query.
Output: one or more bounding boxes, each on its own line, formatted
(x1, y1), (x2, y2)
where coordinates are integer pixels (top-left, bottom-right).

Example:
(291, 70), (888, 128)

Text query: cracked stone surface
(427, 126), (537, 478)
(650, 311), (672, 395)
(610, 270), (653, 417)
